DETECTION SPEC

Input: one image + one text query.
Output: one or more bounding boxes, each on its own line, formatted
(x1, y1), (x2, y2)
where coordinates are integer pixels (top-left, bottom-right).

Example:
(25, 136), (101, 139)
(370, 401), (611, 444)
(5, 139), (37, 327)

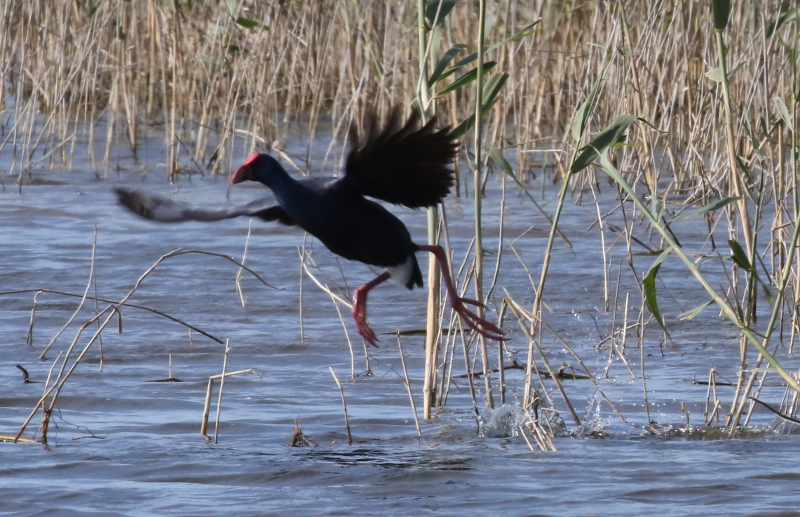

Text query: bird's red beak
(231, 152), (260, 184)
(231, 164), (251, 184)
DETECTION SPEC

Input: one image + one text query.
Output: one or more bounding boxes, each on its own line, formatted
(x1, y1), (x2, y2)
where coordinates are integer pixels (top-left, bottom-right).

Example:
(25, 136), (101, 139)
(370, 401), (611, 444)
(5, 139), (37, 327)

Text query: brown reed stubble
(3, 1), (795, 250)
(0, 1), (782, 185)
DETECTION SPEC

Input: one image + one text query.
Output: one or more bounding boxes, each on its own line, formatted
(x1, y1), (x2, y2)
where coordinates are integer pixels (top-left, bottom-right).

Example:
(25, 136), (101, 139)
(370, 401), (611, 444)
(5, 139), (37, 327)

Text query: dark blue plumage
(232, 153), (422, 290)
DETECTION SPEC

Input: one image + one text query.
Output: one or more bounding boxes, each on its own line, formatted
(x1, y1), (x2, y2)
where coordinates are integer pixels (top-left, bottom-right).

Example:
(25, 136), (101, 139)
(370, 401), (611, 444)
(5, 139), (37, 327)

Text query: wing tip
(114, 187), (166, 221)
(114, 188), (144, 215)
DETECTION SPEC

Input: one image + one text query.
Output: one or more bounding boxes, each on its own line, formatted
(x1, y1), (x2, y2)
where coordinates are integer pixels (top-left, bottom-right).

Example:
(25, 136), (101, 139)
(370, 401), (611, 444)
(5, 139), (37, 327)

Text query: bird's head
(231, 153), (282, 185)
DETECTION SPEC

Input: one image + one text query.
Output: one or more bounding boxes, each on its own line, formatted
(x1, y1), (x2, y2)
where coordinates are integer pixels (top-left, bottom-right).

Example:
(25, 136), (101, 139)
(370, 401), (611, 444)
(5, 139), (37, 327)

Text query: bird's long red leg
(417, 244), (504, 340)
(352, 271), (391, 346)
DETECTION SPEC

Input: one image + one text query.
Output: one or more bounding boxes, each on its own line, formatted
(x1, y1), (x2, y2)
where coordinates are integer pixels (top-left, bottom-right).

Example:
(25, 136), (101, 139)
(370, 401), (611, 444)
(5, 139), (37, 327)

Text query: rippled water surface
(2, 135), (800, 516)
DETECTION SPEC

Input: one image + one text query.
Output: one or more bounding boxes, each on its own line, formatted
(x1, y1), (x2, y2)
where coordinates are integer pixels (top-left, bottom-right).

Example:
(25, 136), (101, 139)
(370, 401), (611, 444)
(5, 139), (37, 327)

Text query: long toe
(455, 307), (505, 340)
(354, 315), (378, 346)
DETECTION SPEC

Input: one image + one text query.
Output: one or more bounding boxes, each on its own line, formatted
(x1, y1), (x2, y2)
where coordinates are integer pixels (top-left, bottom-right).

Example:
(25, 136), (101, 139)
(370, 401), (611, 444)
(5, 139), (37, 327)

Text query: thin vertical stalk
(418, 0), (441, 420)
(729, 185), (800, 429)
(397, 333), (422, 436)
(522, 163), (576, 409)
(213, 339), (230, 444)
(618, 1), (656, 198)
(473, 0), (493, 409)
(714, 10), (757, 422)
(329, 367), (352, 445)
(640, 318), (651, 424)
(715, 29), (754, 273)
(521, 30), (614, 409)
(793, 0), (799, 219)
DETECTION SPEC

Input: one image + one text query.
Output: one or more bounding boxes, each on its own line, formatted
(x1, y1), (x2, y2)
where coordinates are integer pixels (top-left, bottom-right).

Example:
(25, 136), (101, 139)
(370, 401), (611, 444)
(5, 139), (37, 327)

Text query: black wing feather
(115, 188), (296, 225)
(253, 206), (297, 225)
(334, 108), (458, 208)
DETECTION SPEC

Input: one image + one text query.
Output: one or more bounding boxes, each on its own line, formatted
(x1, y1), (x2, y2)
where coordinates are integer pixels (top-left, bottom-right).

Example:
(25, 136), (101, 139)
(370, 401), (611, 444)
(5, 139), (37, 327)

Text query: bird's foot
(351, 272), (391, 347)
(354, 311), (379, 346)
(352, 292), (379, 346)
(449, 297), (505, 341)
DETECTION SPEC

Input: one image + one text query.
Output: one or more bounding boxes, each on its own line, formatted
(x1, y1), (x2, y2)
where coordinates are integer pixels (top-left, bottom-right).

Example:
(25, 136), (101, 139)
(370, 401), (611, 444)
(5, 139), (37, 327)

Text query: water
(2, 133), (800, 516)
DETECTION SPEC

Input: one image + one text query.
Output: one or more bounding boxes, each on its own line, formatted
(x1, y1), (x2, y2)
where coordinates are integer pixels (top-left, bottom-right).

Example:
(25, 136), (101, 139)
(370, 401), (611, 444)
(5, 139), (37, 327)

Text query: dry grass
(1, 1), (793, 186)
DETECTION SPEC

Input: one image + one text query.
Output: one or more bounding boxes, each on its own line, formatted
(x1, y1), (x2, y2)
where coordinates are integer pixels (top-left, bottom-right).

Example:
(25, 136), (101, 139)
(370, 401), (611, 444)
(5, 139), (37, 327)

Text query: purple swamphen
(116, 109), (503, 344)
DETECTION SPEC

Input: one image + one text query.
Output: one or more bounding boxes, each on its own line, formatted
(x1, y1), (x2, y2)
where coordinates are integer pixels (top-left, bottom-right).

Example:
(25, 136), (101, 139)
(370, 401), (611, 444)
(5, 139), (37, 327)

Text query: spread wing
(333, 108), (458, 209)
(115, 188), (297, 225)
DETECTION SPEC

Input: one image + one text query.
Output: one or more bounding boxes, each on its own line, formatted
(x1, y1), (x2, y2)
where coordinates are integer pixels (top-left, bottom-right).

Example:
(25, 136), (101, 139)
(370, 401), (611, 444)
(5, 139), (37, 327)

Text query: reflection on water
(2, 133), (800, 516)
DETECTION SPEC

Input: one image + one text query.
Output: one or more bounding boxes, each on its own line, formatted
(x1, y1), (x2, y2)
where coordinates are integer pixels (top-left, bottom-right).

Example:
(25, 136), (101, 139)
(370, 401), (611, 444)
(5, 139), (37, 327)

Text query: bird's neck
(254, 163), (295, 192)
(254, 164), (315, 212)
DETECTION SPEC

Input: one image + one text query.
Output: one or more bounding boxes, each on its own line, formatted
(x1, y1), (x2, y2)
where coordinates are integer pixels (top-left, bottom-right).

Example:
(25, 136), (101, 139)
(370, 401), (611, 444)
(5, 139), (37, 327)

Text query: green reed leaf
(774, 97), (793, 131)
(670, 197), (741, 223)
(728, 239), (753, 272)
(678, 300), (714, 321)
(644, 245), (676, 329)
(437, 62), (496, 96)
(570, 115), (636, 173)
(425, 0), (459, 28)
(428, 44), (467, 86)
(236, 17), (269, 30)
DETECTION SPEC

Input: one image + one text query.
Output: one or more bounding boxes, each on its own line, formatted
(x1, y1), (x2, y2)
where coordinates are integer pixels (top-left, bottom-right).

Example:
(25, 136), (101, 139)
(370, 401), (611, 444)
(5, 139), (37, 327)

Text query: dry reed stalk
(458, 324), (480, 417)
(512, 288), (626, 423)
(200, 368), (259, 439)
(471, 0), (494, 411)
(2, 288), (227, 345)
(25, 290), (43, 347)
(637, 295), (652, 426)
(235, 219), (253, 307)
(329, 367), (352, 445)
(415, 0), (442, 421)
(505, 294), (580, 425)
(589, 184), (609, 310)
(704, 368), (721, 426)
(14, 248), (273, 442)
(15, 304), (115, 442)
(713, 4), (754, 263)
(299, 237), (307, 344)
(213, 339), (231, 444)
(396, 333), (421, 437)
(298, 250), (352, 308)
(329, 293), (356, 379)
(614, 295), (637, 379)
(496, 301), (508, 405)
(37, 230), (98, 358)
(520, 410), (557, 453)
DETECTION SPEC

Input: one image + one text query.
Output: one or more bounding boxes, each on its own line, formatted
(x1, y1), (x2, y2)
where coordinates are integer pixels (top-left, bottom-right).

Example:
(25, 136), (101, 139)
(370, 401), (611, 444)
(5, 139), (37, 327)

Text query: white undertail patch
(386, 255), (416, 289)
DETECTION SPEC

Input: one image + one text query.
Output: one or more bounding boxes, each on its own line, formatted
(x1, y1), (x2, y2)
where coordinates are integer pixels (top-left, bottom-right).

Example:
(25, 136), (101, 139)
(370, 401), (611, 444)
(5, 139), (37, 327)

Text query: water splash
(573, 392), (608, 438)
(479, 404), (526, 438)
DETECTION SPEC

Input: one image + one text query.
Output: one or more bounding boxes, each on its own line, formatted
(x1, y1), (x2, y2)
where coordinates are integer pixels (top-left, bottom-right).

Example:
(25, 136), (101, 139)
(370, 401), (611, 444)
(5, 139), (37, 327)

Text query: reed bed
(2, 0), (791, 184)
(4, 0), (800, 446)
